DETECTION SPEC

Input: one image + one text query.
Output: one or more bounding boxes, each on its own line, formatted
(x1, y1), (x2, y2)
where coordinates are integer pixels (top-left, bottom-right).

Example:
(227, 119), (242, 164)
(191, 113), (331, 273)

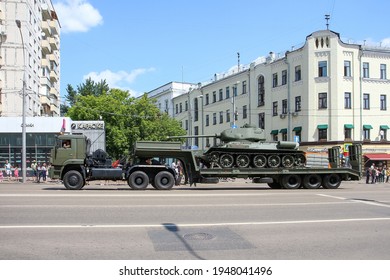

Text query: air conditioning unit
(279, 114), (286, 119)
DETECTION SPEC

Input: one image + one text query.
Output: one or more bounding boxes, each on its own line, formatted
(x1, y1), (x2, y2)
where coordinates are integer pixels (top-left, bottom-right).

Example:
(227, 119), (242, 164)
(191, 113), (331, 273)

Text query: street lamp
(16, 19), (27, 183)
(232, 81), (240, 128)
(198, 95), (204, 150)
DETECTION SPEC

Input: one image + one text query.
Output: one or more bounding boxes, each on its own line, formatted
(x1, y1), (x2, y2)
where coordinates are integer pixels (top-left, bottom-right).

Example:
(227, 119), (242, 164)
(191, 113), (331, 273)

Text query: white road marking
(318, 194), (390, 208)
(1, 217), (389, 229)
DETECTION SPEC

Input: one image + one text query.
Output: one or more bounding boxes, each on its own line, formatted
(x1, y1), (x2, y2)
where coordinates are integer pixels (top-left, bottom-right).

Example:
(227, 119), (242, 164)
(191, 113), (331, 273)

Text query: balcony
(41, 39), (51, 54)
(49, 37), (58, 51)
(50, 87), (59, 97)
(49, 20), (59, 36)
(49, 70), (58, 82)
(41, 57), (49, 68)
(41, 4), (51, 20)
(41, 21), (51, 37)
(40, 95), (51, 106)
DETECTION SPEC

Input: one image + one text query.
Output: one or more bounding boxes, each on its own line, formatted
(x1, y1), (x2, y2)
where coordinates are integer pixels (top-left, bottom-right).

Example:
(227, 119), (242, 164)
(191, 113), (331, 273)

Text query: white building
(0, 0), (60, 117)
(152, 29), (390, 156)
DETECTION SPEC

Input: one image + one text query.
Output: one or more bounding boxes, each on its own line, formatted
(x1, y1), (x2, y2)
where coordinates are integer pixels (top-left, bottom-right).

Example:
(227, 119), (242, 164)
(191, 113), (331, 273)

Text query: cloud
(381, 38), (390, 47)
(54, 0), (103, 33)
(83, 68), (156, 96)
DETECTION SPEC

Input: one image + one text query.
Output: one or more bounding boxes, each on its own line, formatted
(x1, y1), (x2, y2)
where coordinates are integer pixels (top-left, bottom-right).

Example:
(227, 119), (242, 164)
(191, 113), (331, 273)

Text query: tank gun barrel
(167, 134), (219, 139)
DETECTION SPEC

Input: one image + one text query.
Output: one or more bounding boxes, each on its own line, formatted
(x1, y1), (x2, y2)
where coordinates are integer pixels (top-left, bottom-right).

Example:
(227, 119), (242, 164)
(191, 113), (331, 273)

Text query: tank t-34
(169, 124), (306, 169)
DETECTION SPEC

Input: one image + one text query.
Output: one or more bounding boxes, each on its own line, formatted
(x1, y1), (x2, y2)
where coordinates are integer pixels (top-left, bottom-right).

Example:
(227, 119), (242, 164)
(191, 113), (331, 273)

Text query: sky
(53, 0), (390, 101)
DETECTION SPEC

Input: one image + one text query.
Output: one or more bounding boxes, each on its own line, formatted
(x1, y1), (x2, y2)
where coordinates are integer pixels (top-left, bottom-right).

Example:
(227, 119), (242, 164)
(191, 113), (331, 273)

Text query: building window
(213, 113), (216, 125)
(380, 128), (387, 140)
(212, 91), (216, 103)
(258, 113), (265, 129)
(344, 127), (352, 139)
(272, 73), (278, 87)
(179, 103), (182, 113)
(363, 93), (370, 109)
(206, 115), (209, 126)
(380, 95), (387, 110)
(282, 131), (287, 141)
(273, 101), (278, 116)
(175, 104), (178, 114)
(243, 105), (247, 119)
(185, 120), (188, 130)
(363, 62), (369, 78)
(380, 64), (387, 79)
(344, 60), (351, 77)
(295, 96), (301, 112)
(226, 110), (230, 123)
(205, 94), (209, 105)
(233, 84), (238, 96)
(219, 111), (223, 123)
(363, 127), (370, 140)
(295, 65), (301, 81)
(282, 70), (287, 85)
(282, 99), (287, 114)
(194, 98), (199, 121)
(318, 61), (327, 77)
(257, 75), (265, 106)
(226, 87), (230, 99)
(185, 101), (188, 111)
(318, 129), (327, 141)
(219, 89), (223, 101)
(242, 80), (247, 94)
(344, 92), (351, 109)
(318, 92), (327, 109)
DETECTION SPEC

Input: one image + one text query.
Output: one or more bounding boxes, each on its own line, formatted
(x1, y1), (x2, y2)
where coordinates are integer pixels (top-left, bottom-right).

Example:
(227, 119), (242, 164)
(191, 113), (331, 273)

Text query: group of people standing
(0, 160), (19, 182)
(0, 159), (50, 183)
(30, 160), (49, 183)
(366, 163), (390, 184)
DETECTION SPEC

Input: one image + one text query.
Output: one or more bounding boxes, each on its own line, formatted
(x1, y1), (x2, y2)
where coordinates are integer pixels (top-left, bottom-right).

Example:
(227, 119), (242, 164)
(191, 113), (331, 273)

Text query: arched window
(194, 98), (199, 121)
(257, 75), (265, 106)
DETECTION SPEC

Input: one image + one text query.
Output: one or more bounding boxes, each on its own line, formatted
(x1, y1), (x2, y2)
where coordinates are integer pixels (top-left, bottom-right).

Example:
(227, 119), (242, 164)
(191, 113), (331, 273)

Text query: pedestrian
(366, 168), (371, 184)
(370, 163), (376, 184)
(31, 160), (38, 182)
(0, 170), (3, 182)
(13, 165), (19, 182)
(4, 160), (12, 181)
(40, 163), (47, 182)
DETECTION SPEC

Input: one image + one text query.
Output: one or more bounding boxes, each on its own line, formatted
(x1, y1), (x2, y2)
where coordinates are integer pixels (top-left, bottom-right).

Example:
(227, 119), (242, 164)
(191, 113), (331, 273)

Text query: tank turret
(168, 124), (305, 169)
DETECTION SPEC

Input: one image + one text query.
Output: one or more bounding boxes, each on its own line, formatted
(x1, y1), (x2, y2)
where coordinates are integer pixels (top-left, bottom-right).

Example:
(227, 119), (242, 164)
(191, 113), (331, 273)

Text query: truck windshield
(86, 138), (91, 156)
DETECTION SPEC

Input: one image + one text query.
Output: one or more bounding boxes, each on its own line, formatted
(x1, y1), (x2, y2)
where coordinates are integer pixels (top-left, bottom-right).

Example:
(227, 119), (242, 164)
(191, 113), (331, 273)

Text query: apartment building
(0, 0), (60, 117)
(169, 29), (390, 153)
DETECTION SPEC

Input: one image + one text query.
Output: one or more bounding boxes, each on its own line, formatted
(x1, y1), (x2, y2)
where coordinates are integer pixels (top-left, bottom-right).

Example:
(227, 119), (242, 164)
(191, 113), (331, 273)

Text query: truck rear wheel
(281, 174), (302, 189)
(128, 171), (149, 190)
(302, 174), (322, 189)
(322, 174), (341, 189)
(154, 171), (175, 190)
(63, 170), (85, 190)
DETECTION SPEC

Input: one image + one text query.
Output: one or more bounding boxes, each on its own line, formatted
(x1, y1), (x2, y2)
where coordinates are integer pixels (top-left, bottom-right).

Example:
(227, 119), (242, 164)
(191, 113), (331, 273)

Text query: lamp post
(16, 19), (27, 183)
(198, 95), (204, 150)
(232, 81), (240, 128)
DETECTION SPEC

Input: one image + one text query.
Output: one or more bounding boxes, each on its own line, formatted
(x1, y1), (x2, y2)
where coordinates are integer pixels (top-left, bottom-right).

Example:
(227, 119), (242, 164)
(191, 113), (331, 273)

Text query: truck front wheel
(154, 171), (175, 190)
(63, 170), (85, 190)
(128, 171), (149, 190)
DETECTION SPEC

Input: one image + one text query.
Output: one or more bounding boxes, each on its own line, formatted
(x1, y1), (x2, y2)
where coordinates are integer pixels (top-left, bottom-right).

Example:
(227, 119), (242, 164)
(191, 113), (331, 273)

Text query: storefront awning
(344, 124), (354, 129)
(317, 124), (328, 129)
(363, 124), (373, 129)
(279, 128), (287, 133)
(364, 153), (390, 161)
(293, 126), (302, 132)
(380, 125), (390, 130)
(270, 129), (279, 135)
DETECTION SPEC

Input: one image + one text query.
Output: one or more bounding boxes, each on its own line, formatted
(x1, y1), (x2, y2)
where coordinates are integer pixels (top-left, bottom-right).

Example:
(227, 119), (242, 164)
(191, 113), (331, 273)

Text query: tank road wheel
(220, 154), (234, 168)
(294, 154), (306, 166)
(154, 171), (175, 190)
(281, 174), (302, 189)
(128, 171), (149, 190)
(253, 155), (267, 168)
(267, 182), (282, 189)
(63, 170), (85, 190)
(302, 174), (322, 189)
(322, 174), (341, 189)
(236, 155), (250, 168)
(282, 155), (295, 168)
(209, 152), (220, 162)
(268, 155), (281, 168)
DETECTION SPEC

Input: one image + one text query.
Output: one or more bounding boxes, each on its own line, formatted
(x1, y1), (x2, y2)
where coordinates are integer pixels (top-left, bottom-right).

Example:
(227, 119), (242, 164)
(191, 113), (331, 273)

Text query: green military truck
(49, 134), (362, 190)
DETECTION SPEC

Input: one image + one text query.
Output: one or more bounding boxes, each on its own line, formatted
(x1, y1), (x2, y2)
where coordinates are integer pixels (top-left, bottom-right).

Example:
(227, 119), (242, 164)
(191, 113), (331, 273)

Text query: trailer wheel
(302, 174), (322, 189)
(128, 171), (149, 190)
(322, 174), (341, 189)
(63, 170), (85, 190)
(281, 174), (302, 189)
(154, 171), (175, 190)
(267, 182), (282, 189)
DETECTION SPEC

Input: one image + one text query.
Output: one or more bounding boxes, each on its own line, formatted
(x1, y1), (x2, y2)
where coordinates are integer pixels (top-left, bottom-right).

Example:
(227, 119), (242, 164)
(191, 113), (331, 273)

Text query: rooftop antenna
(237, 52), (240, 72)
(325, 14), (330, 30)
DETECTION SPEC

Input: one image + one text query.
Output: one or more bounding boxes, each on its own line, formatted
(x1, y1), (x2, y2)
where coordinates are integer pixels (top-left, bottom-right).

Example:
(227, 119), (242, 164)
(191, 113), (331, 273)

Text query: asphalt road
(0, 179), (390, 260)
